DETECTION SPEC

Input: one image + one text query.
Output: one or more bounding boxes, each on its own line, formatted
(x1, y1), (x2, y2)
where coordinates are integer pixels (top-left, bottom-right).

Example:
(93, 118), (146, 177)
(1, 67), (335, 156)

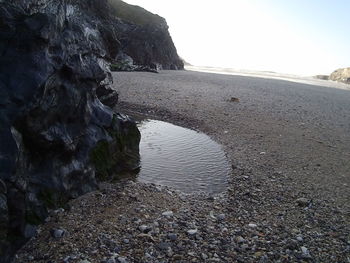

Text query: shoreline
(186, 65), (350, 91)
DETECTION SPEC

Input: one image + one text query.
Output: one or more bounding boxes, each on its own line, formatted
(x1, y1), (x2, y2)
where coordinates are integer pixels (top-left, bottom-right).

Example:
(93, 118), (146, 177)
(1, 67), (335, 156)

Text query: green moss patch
(90, 140), (114, 180)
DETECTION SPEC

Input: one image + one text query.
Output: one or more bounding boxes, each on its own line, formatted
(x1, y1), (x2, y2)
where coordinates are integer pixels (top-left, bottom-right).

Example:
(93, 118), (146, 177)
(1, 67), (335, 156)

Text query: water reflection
(136, 119), (231, 194)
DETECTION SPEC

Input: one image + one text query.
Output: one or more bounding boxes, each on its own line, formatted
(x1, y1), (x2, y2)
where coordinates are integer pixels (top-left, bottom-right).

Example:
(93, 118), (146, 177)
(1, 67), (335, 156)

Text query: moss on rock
(90, 140), (113, 180)
(90, 114), (141, 181)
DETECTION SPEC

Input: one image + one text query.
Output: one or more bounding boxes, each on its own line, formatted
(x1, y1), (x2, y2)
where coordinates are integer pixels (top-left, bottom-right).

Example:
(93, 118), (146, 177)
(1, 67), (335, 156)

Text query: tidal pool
(136, 119), (231, 194)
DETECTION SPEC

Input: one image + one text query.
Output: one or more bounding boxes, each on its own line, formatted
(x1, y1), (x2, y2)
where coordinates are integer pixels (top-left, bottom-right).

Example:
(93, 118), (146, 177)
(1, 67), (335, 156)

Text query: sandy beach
(14, 69), (350, 262)
(115, 69), (350, 208)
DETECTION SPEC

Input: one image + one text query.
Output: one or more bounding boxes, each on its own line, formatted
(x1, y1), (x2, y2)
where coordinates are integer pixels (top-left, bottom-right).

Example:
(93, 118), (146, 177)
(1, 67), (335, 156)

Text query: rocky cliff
(330, 67), (350, 84)
(109, 0), (184, 71)
(0, 0), (182, 261)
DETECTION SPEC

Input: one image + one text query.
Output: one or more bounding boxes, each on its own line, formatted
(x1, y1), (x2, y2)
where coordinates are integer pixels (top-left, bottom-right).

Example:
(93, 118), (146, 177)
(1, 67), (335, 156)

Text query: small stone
(152, 228), (160, 234)
(117, 257), (127, 263)
(301, 246), (312, 258)
(167, 233), (177, 241)
(162, 211), (173, 217)
(173, 255), (182, 260)
(51, 228), (65, 238)
(248, 223), (257, 228)
(217, 214), (225, 221)
(123, 239), (129, 244)
(133, 218), (142, 224)
(236, 236), (245, 243)
(166, 247), (173, 257)
(254, 251), (263, 257)
(137, 233), (155, 242)
(107, 258), (116, 263)
(201, 253), (208, 260)
(229, 97), (240, 102)
(296, 198), (309, 207)
(157, 242), (171, 251)
(296, 235), (303, 242)
(187, 229), (198, 235)
(138, 225), (151, 233)
(241, 244), (249, 250)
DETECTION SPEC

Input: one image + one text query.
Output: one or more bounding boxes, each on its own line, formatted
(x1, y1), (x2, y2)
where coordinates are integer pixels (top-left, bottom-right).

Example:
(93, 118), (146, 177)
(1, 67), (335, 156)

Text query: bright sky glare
(123, 0), (350, 75)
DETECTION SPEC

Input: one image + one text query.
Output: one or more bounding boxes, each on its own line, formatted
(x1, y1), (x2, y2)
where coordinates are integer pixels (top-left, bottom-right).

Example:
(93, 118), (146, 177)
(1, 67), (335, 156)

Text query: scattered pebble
(217, 214), (225, 221)
(187, 229), (198, 235)
(162, 211), (174, 217)
(12, 179), (349, 263)
(296, 197), (309, 207)
(138, 225), (151, 233)
(51, 228), (65, 238)
(117, 257), (127, 263)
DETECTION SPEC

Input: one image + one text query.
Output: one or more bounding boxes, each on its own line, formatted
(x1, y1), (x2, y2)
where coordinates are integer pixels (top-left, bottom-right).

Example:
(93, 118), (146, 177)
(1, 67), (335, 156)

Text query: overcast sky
(123, 0), (350, 75)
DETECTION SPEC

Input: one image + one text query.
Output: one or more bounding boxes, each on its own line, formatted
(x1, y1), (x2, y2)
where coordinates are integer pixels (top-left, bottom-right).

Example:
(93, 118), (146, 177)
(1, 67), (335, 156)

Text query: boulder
(0, 0), (141, 261)
(329, 67), (350, 84)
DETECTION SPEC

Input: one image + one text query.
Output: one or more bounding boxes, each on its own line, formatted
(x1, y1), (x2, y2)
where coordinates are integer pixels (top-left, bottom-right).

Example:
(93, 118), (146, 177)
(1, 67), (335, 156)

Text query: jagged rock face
(117, 23), (184, 70)
(330, 67), (350, 84)
(109, 0), (184, 71)
(0, 0), (140, 261)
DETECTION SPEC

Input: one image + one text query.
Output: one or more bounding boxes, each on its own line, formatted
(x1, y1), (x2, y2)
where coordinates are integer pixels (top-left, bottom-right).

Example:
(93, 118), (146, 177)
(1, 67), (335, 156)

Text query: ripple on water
(137, 120), (231, 194)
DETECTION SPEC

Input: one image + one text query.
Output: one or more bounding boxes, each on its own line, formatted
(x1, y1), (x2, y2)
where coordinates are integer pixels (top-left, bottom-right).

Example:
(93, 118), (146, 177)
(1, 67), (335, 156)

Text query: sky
(122, 0), (350, 75)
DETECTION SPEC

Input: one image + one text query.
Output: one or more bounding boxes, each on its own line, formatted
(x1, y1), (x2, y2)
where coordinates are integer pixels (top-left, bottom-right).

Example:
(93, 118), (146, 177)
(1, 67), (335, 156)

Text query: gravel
(13, 70), (350, 262)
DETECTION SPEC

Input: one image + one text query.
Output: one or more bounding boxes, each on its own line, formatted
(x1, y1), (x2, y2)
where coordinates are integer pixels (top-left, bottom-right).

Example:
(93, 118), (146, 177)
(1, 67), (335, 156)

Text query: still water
(136, 120), (231, 194)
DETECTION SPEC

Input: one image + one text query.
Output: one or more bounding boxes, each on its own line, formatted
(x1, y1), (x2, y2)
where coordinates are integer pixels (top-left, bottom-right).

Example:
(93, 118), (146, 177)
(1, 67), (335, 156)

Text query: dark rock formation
(330, 67), (350, 84)
(109, 0), (184, 71)
(0, 0), (144, 261)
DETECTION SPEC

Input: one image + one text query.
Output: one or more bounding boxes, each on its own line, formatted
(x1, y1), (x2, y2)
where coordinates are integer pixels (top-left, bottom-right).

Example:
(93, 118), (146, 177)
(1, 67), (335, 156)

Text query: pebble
(301, 246), (312, 258)
(117, 257), (127, 263)
(187, 229), (198, 235)
(296, 198), (309, 207)
(51, 228), (65, 238)
(167, 233), (177, 241)
(12, 179), (347, 263)
(236, 236), (245, 243)
(162, 211), (174, 217)
(217, 214), (225, 221)
(157, 242), (171, 251)
(138, 225), (151, 233)
(166, 247), (173, 257)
